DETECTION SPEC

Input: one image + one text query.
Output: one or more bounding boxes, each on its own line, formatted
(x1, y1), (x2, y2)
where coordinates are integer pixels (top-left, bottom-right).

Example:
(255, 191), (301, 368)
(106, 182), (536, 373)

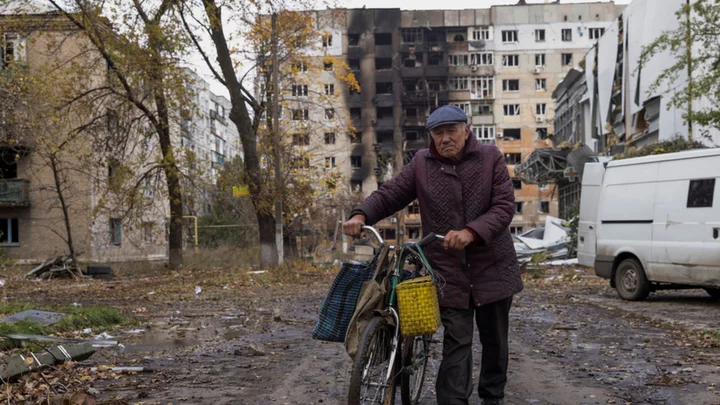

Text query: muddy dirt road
(5, 266), (720, 404)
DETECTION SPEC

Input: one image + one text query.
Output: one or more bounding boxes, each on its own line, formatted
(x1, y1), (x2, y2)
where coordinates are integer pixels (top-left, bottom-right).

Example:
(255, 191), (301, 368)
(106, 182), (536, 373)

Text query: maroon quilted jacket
(354, 135), (523, 308)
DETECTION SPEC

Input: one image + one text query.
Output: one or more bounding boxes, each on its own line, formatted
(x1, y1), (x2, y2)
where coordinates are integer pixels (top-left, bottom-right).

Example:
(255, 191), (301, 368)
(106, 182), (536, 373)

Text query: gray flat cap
(426, 105), (468, 130)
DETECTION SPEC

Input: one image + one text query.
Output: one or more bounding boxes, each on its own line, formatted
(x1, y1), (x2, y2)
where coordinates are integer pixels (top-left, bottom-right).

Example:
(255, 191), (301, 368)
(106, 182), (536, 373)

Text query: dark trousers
(436, 296), (513, 405)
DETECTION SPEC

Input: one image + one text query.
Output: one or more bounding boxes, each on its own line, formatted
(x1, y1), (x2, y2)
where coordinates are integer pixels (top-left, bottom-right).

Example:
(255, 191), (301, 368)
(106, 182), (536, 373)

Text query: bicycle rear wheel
(348, 316), (398, 405)
(400, 334), (430, 405)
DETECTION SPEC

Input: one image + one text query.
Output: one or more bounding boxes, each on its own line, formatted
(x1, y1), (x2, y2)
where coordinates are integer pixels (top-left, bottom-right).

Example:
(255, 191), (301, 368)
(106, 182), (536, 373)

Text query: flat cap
(426, 105), (468, 130)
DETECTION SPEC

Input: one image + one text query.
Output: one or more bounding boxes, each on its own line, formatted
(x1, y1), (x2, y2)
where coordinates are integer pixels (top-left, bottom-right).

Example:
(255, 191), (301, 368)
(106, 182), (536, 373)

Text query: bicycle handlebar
(417, 232), (445, 248)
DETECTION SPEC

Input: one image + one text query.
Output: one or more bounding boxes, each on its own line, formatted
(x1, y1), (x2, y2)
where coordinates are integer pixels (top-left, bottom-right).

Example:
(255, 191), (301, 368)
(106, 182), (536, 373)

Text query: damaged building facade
(519, 0), (720, 219)
(274, 2), (623, 245)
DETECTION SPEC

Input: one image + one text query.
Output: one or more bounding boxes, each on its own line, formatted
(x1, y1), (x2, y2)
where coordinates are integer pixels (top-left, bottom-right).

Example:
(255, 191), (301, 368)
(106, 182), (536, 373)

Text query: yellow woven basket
(396, 276), (441, 337)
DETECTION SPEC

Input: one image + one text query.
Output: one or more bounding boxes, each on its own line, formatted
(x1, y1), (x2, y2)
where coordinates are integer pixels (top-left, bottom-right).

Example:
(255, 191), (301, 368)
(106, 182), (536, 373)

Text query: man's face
(430, 122), (470, 160)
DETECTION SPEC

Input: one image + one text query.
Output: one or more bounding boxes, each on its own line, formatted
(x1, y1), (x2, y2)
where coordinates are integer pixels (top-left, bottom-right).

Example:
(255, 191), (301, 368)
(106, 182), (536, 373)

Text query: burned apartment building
(273, 2), (623, 245)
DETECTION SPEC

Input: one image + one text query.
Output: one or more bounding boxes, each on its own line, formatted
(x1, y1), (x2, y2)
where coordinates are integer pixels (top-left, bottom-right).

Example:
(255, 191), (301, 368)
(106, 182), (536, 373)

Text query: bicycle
(347, 225), (444, 405)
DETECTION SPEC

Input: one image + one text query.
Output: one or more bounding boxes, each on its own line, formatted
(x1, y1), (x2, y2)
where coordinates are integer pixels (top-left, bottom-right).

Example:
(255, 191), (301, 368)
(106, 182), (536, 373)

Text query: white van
(578, 148), (720, 301)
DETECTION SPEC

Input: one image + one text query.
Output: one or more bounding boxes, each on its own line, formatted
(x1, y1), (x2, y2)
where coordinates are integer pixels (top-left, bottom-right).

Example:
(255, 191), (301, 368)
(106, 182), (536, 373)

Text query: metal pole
(685, 0), (693, 141)
(272, 12), (284, 264)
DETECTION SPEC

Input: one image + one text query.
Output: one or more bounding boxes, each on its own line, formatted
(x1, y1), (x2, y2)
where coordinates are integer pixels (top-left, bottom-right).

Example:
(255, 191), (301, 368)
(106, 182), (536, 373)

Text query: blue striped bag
(312, 256), (382, 342)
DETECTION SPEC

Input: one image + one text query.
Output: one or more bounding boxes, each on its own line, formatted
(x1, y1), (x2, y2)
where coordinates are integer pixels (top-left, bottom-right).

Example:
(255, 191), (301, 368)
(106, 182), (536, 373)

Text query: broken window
(324, 84), (335, 95)
(535, 29), (546, 42)
(472, 27), (490, 41)
(403, 80), (421, 92)
(471, 53), (493, 66)
(562, 53), (573, 66)
(376, 82), (393, 94)
(2, 33), (26, 69)
(377, 131), (393, 143)
(325, 156), (336, 169)
(406, 226), (421, 239)
(535, 53), (546, 67)
(503, 104), (520, 116)
(401, 28), (423, 43)
(473, 103), (492, 115)
(324, 132), (336, 145)
(349, 58), (360, 71)
(453, 34), (465, 42)
(502, 79), (519, 92)
(427, 52), (443, 66)
(325, 108), (335, 120)
(515, 202), (523, 214)
(376, 107), (393, 119)
(110, 218), (122, 246)
(351, 156), (362, 168)
(512, 178), (522, 189)
(350, 108), (361, 120)
(0, 218), (19, 245)
(537, 128), (548, 139)
(292, 133), (310, 145)
(405, 107), (418, 118)
(351, 180), (363, 192)
(292, 109), (309, 121)
(511, 226), (523, 235)
(503, 128), (521, 140)
(449, 77), (469, 91)
(452, 103), (470, 115)
(448, 54), (469, 66)
(322, 33), (333, 48)
(375, 58), (392, 70)
(374, 33), (392, 46)
(348, 34), (360, 46)
(536, 103), (547, 116)
(427, 80), (442, 91)
(505, 153), (522, 165)
(561, 29), (572, 42)
(292, 157), (310, 169)
(541, 202), (550, 213)
(405, 130), (420, 141)
(501, 30), (518, 43)
(350, 130), (362, 143)
(323, 61), (333, 71)
(502, 54), (519, 67)
(470, 76), (494, 98)
(379, 228), (396, 240)
(291, 84), (308, 97)
(536, 78), (547, 91)
(687, 179), (715, 208)
(402, 52), (423, 68)
(290, 61), (307, 72)
(589, 27), (605, 40)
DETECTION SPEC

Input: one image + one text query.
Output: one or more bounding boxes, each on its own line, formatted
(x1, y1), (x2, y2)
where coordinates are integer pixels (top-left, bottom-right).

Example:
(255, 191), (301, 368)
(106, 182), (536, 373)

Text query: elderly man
(343, 105), (523, 405)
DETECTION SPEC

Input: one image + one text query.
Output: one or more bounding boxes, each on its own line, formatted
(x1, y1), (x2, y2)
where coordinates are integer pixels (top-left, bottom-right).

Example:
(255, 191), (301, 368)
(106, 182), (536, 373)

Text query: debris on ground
(3, 333), (120, 348)
(0, 342), (95, 383)
(514, 216), (571, 261)
(0, 310), (67, 326)
(26, 256), (82, 280)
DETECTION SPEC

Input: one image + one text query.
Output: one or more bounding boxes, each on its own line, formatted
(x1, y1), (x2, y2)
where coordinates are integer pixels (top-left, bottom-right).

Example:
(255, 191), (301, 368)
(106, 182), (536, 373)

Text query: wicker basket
(396, 276), (441, 337)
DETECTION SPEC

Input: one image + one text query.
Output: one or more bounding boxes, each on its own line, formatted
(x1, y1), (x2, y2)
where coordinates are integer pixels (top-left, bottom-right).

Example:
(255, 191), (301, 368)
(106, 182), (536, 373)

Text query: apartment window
(449, 54), (469, 66)
(427, 53), (443, 66)
(452, 103), (470, 115)
(351, 156), (362, 168)
(325, 108), (335, 120)
(501, 30), (518, 43)
(537, 128), (549, 139)
(406, 226), (421, 240)
(291, 84), (308, 97)
(2, 33), (26, 68)
(536, 78), (547, 91)
(324, 132), (336, 144)
(293, 157), (310, 169)
(510, 226), (523, 235)
(562, 53), (573, 66)
(512, 178), (522, 189)
(292, 133), (310, 145)
(502, 79), (519, 92)
(502, 55), (519, 67)
(503, 104), (520, 116)
(589, 28), (605, 40)
(453, 34), (465, 42)
(291, 61), (308, 72)
(374, 33), (392, 46)
(375, 58), (392, 70)
(471, 53), (493, 66)
(405, 107), (418, 118)
(473, 103), (492, 115)
(535, 29), (546, 42)
(323, 61), (333, 71)
(143, 222), (153, 244)
(503, 128), (521, 140)
(472, 27), (490, 41)
(110, 218), (122, 246)
(449, 77), (469, 91)
(405, 130), (420, 141)
(401, 28), (423, 43)
(535, 53), (546, 67)
(325, 156), (336, 169)
(408, 202), (421, 215)
(351, 180), (363, 192)
(0, 218), (19, 245)
(348, 34), (360, 46)
(376, 106), (393, 119)
(427, 80), (442, 91)
(505, 153), (522, 165)
(350, 107), (361, 120)
(536, 103), (547, 116)
(350, 130), (361, 143)
(322, 33), (333, 48)
(324, 84), (335, 96)
(687, 179), (715, 208)
(376, 82), (393, 94)
(561, 29), (572, 42)
(471, 76), (494, 98)
(541, 202), (550, 213)
(515, 202), (523, 214)
(349, 58), (360, 71)
(379, 228), (396, 241)
(292, 109), (309, 121)
(473, 125), (495, 144)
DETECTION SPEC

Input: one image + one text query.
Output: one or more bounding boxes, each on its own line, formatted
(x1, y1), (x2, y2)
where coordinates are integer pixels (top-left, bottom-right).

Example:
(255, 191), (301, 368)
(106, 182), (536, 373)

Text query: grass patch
(0, 304), (126, 341)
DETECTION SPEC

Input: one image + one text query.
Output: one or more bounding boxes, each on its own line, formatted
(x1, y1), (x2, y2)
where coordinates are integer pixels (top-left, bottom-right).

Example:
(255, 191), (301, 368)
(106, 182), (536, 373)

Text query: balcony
(374, 45), (394, 58)
(426, 42), (448, 52)
(373, 94), (394, 107)
(0, 179), (30, 207)
(209, 110), (227, 125)
(400, 43), (426, 53)
(425, 66), (449, 76)
(401, 66), (425, 78)
(401, 90), (428, 105)
(374, 117), (395, 129)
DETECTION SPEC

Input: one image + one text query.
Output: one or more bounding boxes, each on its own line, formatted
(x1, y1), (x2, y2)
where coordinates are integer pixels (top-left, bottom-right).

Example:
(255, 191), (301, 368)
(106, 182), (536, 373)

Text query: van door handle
(589, 225), (594, 230)
(714, 228), (719, 240)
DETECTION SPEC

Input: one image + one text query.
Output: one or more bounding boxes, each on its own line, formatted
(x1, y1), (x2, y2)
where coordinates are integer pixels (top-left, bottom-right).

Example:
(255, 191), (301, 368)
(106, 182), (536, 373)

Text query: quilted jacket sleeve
(353, 155), (418, 226)
(465, 146), (515, 245)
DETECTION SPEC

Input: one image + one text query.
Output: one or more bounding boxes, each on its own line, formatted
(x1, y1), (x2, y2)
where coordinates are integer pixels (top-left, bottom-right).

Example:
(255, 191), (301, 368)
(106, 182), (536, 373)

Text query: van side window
(687, 179), (715, 208)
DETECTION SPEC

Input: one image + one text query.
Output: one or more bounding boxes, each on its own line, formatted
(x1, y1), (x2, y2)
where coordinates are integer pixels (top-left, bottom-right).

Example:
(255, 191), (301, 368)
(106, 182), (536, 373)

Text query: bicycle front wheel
(400, 334), (431, 405)
(348, 316), (397, 405)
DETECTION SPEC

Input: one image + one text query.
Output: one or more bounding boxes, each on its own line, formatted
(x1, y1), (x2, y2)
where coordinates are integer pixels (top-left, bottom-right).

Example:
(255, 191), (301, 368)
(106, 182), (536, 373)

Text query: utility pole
(271, 12), (284, 264)
(685, 0), (693, 141)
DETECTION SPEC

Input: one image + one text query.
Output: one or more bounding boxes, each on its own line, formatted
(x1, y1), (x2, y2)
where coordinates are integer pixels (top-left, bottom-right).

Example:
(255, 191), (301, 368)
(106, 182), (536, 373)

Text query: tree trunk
(49, 155), (79, 277)
(258, 212), (276, 267)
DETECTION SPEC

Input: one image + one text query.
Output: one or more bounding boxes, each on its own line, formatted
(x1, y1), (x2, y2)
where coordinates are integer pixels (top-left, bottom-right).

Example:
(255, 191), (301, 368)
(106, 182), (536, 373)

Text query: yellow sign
(233, 186), (250, 197)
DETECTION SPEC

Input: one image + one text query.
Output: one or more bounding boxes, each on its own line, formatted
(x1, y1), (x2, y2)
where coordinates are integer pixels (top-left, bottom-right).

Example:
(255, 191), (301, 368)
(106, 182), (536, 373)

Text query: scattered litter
(123, 329), (145, 334)
(0, 279), (4, 288)
(195, 286), (202, 295)
(93, 332), (114, 340)
(514, 216), (571, 260)
(72, 302), (82, 307)
(0, 342), (95, 383)
(333, 259), (342, 266)
(248, 270), (267, 275)
(0, 310), (67, 327)
(26, 255), (82, 280)
(273, 308), (282, 322)
(83, 328), (92, 334)
(89, 366), (154, 373)
(147, 291), (156, 295)
(545, 258), (580, 266)
(248, 343), (266, 356)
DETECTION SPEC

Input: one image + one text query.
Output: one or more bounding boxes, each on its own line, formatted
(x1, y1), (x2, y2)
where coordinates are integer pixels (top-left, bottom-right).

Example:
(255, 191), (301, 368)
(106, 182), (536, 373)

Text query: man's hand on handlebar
(343, 214), (366, 238)
(443, 229), (474, 250)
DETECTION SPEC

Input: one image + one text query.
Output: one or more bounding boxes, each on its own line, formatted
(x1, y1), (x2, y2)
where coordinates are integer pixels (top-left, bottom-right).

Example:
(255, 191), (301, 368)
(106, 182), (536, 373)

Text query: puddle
(123, 315), (251, 352)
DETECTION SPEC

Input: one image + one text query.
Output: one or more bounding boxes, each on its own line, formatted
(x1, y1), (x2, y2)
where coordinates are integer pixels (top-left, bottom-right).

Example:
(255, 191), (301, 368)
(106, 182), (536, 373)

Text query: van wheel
(615, 258), (650, 301)
(704, 288), (720, 300)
